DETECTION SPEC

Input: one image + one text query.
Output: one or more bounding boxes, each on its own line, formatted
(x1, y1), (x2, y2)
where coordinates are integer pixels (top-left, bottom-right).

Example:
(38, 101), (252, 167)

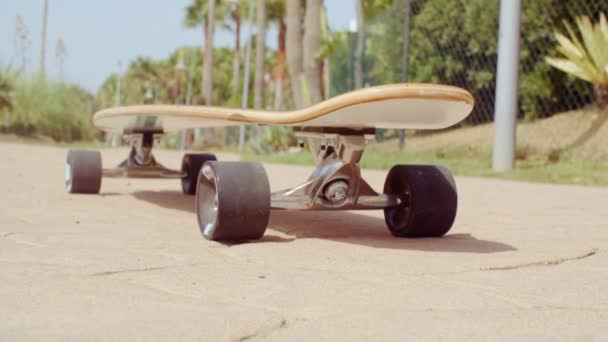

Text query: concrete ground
(0, 143), (607, 341)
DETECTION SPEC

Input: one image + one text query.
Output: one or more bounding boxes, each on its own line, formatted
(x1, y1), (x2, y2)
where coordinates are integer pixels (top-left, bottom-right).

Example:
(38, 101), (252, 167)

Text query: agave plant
(545, 13), (608, 108)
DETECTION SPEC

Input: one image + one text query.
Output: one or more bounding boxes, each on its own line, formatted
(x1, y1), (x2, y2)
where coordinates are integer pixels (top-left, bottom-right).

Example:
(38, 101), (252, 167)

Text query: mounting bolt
(201, 165), (213, 180)
(324, 180), (349, 204)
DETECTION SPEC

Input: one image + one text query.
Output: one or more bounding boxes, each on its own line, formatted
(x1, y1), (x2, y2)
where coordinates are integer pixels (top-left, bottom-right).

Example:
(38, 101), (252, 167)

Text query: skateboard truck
(271, 129), (401, 210)
(65, 130), (216, 195)
(102, 132), (184, 179)
(196, 127), (458, 242)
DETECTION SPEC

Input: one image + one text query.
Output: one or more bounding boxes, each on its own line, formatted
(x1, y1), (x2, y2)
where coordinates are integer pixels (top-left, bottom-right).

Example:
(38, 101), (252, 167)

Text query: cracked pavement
(1, 143), (607, 341)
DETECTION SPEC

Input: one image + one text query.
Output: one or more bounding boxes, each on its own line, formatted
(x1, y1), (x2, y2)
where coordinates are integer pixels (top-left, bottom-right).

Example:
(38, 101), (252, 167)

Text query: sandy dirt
(0, 143), (607, 341)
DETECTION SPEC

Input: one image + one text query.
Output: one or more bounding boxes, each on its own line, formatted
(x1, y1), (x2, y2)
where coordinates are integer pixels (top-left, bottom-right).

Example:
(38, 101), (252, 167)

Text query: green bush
(0, 67), (96, 142)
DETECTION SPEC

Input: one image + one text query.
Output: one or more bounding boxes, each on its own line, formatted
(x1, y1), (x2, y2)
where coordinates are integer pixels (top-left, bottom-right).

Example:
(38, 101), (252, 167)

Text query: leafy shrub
(0, 67), (96, 141)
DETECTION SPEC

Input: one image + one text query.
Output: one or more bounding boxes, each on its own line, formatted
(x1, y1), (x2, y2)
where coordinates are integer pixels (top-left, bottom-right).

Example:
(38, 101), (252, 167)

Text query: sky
(0, 0), (356, 93)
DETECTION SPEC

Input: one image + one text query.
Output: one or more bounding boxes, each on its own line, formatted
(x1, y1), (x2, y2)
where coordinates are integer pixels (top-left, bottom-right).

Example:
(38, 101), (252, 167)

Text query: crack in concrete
(1, 232), (47, 247)
(90, 263), (202, 277)
(531, 304), (608, 312)
(91, 266), (170, 276)
(481, 249), (598, 271)
(236, 318), (288, 342)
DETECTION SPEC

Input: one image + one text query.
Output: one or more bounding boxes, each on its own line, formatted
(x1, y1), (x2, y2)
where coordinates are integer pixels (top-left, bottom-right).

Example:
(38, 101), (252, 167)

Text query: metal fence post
(492, 0), (522, 172)
(399, 0), (411, 152)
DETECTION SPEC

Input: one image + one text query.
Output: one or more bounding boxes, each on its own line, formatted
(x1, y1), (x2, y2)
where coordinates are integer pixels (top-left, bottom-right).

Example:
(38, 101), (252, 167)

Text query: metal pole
(39, 0), (48, 80)
(399, 0), (411, 152)
(186, 51), (195, 105)
(175, 54), (187, 150)
(185, 50), (202, 143)
(177, 67), (187, 151)
(492, 0), (522, 172)
(114, 61), (121, 107)
(111, 61), (122, 146)
(238, 0), (255, 153)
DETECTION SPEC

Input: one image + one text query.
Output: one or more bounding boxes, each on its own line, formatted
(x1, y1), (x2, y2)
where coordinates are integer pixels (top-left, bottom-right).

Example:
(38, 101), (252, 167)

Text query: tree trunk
(320, 3), (331, 99)
(273, 19), (287, 109)
(231, 10), (241, 97)
(354, 0), (365, 89)
(286, 0), (304, 108)
(203, 0), (216, 105)
(323, 58), (330, 98)
(303, 0), (323, 104)
(39, 0), (49, 80)
(200, 25), (206, 102)
(254, 0), (266, 109)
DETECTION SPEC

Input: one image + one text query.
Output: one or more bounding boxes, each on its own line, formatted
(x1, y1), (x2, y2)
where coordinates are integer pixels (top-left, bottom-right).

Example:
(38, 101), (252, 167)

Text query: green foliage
(366, 1), (408, 85)
(354, 0), (602, 121)
(0, 69), (14, 111)
(545, 13), (608, 109)
(97, 46), (251, 107)
(184, 0), (232, 29)
(0, 67), (96, 141)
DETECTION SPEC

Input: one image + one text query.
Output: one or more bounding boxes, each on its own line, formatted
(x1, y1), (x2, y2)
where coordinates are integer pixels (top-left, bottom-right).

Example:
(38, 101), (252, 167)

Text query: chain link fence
(360, 0), (608, 126)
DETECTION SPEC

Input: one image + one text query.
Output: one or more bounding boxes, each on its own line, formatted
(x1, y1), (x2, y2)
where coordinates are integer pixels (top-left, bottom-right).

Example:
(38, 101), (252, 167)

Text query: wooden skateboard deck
(94, 83), (474, 134)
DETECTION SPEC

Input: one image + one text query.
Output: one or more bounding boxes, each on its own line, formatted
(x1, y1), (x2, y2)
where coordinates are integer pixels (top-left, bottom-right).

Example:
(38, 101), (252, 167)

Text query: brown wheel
(181, 153), (217, 195)
(65, 150), (102, 194)
(196, 161), (270, 241)
(383, 165), (457, 237)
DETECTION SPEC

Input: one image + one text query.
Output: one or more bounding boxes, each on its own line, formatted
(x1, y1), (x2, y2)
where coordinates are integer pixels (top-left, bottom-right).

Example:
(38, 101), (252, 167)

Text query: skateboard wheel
(65, 150), (102, 194)
(383, 165), (457, 237)
(196, 161), (270, 241)
(181, 153), (217, 195)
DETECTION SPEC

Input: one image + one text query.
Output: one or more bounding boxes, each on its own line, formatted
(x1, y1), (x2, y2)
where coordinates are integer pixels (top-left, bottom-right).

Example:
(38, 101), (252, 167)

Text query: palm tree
(203, 0), (217, 105)
(286, 0), (304, 108)
(125, 57), (161, 103)
(253, 0), (266, 109)
(303, 0), (322, 103)
(267, 0), (287, 109)
(184, 0), (226, 105)
(229, 2), (242, 96)
(320, 3), (331, 99)
(354, 0), (364, 89)
(184, 0), (208, 104)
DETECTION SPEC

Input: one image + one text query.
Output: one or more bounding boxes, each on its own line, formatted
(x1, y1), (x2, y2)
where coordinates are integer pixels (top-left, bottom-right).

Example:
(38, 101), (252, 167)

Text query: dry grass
(383, 107), (608, 162)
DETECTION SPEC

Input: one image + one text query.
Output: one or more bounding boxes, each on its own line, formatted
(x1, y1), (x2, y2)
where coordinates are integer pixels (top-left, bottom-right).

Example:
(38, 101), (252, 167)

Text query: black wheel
(65, 150), (102, 194)
(383, 165), (457, 237)
(181, 153), (217, 195)
(196, 161), (271, 241)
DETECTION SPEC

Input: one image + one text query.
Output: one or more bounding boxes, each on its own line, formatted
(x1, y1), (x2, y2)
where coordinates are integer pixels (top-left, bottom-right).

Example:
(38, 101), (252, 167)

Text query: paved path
(1, 143), (606, 341)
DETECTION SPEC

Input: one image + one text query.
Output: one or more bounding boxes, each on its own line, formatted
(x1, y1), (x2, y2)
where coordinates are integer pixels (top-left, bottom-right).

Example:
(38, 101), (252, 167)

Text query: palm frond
(554, 32), (583, 59)
(548, 13), (608, 86)
(545, 57), (595, 83)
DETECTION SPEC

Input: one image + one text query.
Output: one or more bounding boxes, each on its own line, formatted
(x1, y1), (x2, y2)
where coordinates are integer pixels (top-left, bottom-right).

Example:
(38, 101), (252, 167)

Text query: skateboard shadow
(132, 190), (516, 253)
(132, 190), (197, 212)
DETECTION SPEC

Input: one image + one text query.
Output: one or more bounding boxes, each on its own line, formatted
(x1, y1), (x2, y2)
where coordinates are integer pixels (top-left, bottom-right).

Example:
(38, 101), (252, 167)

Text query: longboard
(68, 83), (476, 242)
(94, 83), (474, 133)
